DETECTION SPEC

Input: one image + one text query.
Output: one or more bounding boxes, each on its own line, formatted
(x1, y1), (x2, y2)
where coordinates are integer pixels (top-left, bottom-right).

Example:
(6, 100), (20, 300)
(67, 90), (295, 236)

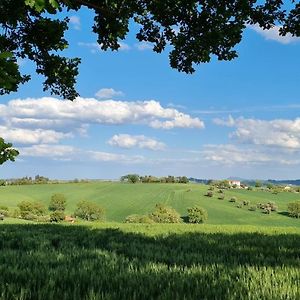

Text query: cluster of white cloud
(78, 40), (155, 53)
(69, 15), (81, 30)
(0, 126), (72, 144)
(19, 144), (146, 164)
(214, 116), (300, 149)
(108, 134), (165, 151)
(201, 144), (300, 166)
(95, 88), (124, 99)
(0, 95), (203, 162)
(0, 97), (203, 133)
(248, 24), (299, 45)
(78, 42), (131, 53)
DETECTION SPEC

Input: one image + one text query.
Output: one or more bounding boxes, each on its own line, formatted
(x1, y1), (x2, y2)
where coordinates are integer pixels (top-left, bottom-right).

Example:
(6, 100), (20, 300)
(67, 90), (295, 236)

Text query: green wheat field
(0, 182), (300, 299)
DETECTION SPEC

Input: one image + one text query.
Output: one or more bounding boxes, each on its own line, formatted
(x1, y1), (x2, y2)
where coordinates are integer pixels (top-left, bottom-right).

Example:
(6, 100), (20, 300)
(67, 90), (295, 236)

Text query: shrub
(49, 194), (67, 211)
(236, 203), (243, 208)
(74, 201), (105, 221)
(218, 189), (224, 194)
(287, 201), (300, 218)
(50, 210), (65, 222)
(267, 201), (278, 211)
(208, 186), (214, 191)
(205, 191), (213, 197)
(249, 206), (257, 211)
(0, 205), (9, 217)
(17, 201), (46, 220)
(243, 200), (250, 206)
(149, 204), (182, 223)
(218, 195), (225, 200)
(187, 206), (208, 224)
(229, 197), (237, 203)
(125, 214), (154, 224)
(263, 207), (271, 214)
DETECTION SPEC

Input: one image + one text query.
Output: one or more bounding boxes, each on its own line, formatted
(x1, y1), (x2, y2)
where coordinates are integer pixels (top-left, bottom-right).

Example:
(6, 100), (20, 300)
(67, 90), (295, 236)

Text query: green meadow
(1, 182), (300, 299)
(0, 181), (300, 227)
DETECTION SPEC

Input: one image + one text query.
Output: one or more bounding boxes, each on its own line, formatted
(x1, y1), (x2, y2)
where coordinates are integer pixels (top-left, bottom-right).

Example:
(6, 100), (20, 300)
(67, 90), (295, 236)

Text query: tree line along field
(0, 181), (300, 227)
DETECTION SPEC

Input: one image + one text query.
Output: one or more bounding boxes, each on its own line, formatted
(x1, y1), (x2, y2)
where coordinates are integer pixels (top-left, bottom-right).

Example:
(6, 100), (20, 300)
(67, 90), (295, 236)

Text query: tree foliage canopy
(0, 137), (19, 165)
(1, 0), (299, 100)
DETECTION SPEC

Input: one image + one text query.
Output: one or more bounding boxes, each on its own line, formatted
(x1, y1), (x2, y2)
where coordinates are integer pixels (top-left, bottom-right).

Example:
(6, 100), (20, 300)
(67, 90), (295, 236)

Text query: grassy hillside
(0, 182), (300, 227)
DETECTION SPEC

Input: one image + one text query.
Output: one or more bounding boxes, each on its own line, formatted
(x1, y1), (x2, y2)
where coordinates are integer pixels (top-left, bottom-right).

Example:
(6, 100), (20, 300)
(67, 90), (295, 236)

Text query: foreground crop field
(0, 223), (299, 299)
(0, 182), (300, 227)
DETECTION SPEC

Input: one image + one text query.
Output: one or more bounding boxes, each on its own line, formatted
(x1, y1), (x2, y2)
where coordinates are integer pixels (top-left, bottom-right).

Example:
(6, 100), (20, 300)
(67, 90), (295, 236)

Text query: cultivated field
(0, 223), (299, 299)
(1, 182), (300, 299)
(0, 182), (300, 227)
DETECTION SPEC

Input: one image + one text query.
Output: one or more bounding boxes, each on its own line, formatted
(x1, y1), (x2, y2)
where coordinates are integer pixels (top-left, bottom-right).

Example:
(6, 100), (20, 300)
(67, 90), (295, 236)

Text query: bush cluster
(149, 204), (182, 223)
(17, 201), (46, 220)
(124, 204), (208, 224)
(74, 200), (105, 221)
(49, 194), (66, 223)
(187, 206), (208, 223)
(287, 201), (300, 218)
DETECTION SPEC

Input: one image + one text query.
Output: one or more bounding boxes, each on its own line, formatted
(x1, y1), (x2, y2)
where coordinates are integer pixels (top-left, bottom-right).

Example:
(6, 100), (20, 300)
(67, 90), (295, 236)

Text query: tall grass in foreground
(0, 223), (299, 299)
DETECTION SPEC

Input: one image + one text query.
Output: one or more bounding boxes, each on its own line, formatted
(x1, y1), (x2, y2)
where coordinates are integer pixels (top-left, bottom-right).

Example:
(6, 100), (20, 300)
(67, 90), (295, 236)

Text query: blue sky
(1, 8), (300, 180)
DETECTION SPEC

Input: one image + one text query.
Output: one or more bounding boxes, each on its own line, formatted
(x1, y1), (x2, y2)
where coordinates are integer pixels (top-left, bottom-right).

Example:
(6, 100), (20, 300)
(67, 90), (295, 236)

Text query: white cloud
(135, 42), (152, 51)
(214, 116), (300, 149)
(213, 115), (235, 127)
(201, 144), (300, 166)
(248, 24), (299, 44)
(19, 144), (145, 163)
(95, 88), (124, 99)
(78, 41), (131, 53)
(108, 134), (166, 150)
(150, 113), (204, 129)
(69, 15), (81, 30)
(0, 126), (72, 144)
(1, 97), (204, 131)
(20, 144), (76, 158)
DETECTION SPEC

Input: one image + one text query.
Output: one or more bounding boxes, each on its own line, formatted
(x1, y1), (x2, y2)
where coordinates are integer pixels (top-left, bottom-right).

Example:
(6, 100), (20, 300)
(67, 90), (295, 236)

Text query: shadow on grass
(0, 224), (299, 299)
(278, 211), (291, 218)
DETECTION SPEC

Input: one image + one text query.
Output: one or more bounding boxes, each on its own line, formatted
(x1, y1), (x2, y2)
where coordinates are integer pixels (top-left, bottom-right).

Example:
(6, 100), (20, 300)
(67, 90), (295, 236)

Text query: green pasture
(0, 182), (300, 227)
(0, 223), (299, 299)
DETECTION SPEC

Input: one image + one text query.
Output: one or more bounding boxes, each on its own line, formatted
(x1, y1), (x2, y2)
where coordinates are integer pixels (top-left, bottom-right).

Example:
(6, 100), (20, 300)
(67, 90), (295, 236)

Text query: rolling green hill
(0, 182), (299, 227)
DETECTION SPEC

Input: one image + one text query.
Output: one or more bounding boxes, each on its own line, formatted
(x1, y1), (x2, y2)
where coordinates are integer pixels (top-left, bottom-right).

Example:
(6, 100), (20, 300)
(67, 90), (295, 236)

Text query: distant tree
(255, 181), (262, 188)
(267, 183), (274, 189)
(205, 191), (213, 198)
(121, 174), (140, 184)
(0, 138), (19, 165)
(229, 197), (237, 203)
(17, 200), (46, 220)
(74, 201), (105, 221)
(50, 210), (65, 222)
(149, 203), (182, 223)
(287, 201), (300, 218)
(178, 176), (189, 184)
(187, 206), (208, 224)
(0, 205), (9, 217)
(49, 194), (67, 211)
